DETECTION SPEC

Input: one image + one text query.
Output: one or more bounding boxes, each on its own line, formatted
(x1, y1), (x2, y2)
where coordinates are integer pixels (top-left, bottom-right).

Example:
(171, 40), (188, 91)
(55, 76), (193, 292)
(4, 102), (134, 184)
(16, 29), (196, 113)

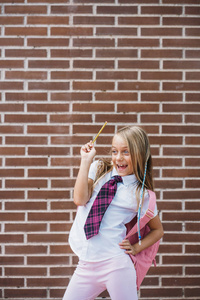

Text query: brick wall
(0, 0), (200, 299)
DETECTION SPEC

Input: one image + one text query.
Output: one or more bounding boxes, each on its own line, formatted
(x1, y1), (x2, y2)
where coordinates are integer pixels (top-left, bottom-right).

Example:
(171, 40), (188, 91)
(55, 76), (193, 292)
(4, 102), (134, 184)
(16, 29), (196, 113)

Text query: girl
(62, 126), (164, 300)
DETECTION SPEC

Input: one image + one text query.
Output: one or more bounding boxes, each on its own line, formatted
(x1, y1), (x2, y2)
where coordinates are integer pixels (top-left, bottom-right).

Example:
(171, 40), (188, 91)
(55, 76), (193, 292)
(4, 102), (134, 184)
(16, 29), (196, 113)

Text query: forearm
(73, 158), (93, 206)
(119, 215), (164, 255)
(133, 227), (163, 255)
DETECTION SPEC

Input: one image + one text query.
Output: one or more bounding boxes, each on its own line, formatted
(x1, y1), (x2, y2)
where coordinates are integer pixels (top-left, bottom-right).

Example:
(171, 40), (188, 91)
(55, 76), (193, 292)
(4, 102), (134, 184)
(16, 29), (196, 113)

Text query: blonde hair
(94, 126), (154, 208)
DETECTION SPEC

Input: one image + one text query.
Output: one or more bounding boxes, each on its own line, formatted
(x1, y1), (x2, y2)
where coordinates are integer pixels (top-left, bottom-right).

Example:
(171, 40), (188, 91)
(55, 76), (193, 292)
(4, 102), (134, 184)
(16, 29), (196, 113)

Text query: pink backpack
(125, 190), (160, 290)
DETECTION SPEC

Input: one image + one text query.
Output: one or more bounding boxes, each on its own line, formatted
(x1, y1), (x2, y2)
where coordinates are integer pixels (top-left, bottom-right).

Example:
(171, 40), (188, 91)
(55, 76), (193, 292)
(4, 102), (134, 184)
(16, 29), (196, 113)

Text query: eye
(112, 149), (117, 154)
(124, 150), (129, 154)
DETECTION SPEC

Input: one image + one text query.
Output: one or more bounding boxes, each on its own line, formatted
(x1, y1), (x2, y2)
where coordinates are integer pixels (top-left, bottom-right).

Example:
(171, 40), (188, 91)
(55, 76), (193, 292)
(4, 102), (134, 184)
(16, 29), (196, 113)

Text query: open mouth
(117, 164), (128, 171)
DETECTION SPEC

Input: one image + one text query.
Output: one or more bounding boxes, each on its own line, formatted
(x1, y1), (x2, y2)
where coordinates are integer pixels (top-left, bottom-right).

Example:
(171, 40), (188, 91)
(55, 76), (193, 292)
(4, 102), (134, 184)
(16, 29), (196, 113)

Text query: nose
(116, 152), (123, 160)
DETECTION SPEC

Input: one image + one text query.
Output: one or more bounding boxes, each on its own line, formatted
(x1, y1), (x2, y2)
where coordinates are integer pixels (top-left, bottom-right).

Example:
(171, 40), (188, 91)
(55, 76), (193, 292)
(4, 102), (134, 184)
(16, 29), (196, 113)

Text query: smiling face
(111, 134), (133, 177)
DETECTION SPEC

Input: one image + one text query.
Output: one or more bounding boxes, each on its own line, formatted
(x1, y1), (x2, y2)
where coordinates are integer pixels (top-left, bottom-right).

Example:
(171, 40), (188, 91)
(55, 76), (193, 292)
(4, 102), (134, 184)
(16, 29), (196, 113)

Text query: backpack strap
(126, 190), (156, 239)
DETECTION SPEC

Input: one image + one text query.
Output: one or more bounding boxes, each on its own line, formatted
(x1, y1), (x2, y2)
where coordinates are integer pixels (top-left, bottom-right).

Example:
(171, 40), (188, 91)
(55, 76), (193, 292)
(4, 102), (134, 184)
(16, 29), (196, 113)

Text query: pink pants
(62, 254), (138, 300)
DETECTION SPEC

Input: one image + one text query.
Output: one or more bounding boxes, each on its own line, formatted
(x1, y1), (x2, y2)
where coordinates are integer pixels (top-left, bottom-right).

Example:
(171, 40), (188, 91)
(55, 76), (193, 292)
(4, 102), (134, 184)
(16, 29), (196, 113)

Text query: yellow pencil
(92, 121), (108, 143)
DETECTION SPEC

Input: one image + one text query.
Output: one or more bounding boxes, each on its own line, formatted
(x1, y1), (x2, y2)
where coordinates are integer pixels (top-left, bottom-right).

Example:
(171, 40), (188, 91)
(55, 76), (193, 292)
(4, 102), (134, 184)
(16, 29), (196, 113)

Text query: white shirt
(69, 161), (157, 262)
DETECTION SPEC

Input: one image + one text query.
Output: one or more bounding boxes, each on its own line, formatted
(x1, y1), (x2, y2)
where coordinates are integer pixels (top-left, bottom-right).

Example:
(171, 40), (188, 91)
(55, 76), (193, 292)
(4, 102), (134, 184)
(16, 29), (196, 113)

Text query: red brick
(5, 245), (47, 255)
(96, 71), (137, 80)
(141, 71), (182, 80)
(5, 27), (47, 36)
(0, 82), (23, 90)
(95, 114), (137, 123)
(0, 16), (24, 25)
(51, 71), (92, 80)
(186, 50), (200, 58)
(73, 59), (114, 68)
(141, 114), (182, 123)
(73, 16), (114, 25)
(5, 49), (47, 57)
(51, 157), (81, 167)
(5, 71), (47, 80)
(5, 223), (47, 232)
(0, 60), (24, 69)
(29, 82), (70, 90)
(0, 147), (25, 155)
(118, 16), (160, 25)
(5, 5), (47, 14)
(51, 49), (92, 58)
(162, 277), (200, 286)
(141, 49), (182, 58)
(186, 28), (200, 36)
(164, 60), (200, 69)
(118, 38), (159, 47)
(4, 289), (47, 298)
(51, 5), (92, 14)
(96, 27), (137, 36)
(28, 190), (70, 200)
(6, 136), (47, 145)
(51, 27), (93, 36)
(141, 5), (182, 14)
(27, 255), (69, 265)
(27, 277), (68, 287)
(5, 114), (47, 123)
(0, 234), (23, 243)
(51, 180), (75, 189)
(0, 38), (23, 46)
(141, 92), (182, 102)
(186, 93), (200, 101)
(28, 168), (70, 177)
(0, 278), (24, 287)
(0, 169), (24, 177)
(141, 288), (182, 298)
(117, 103), (159, 113)
(50, 266), (75, 276)
(50, 114), (92, 123)
(28, 38), (69, 47)
(28, 234), (68, 243)
(0, 213), (25, 221)
(29, 60), (69, 69)
(186, 158), (200, 166)
(163, 38), (200, 47)
(28, 146), (70, 156)
(186, 71), (200, 80)
(118, 82), (159, 90)
(0, 256), (24, 265)
(185, 267), (200, 275)
(27, 16), (69, 25)
(5, 201), (47, 210)
(6, 157), (48, 167)
(5, 267), (47, 276)
(163, 168), (200, 178)
(27, 125), (69, 134)
(163, 17), (200, 26)
(162, 125), (200, 134)
(185, 179), (200, 188)
(51, 92), (92, 101)
(95, 92), (137, 101)
(6, 92), (47, 101)
(97, 5), (137, 14)
(141, 27), (182, 36)
(185, 288), (200, 298)
(150, 135), (183, 145)
(73, 103), (114, 112)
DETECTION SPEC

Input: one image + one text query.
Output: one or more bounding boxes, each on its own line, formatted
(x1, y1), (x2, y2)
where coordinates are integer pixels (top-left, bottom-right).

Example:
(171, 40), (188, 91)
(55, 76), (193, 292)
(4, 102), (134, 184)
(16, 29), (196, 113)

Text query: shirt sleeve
(88, 160), (99, 180)
(141, 190), (158, 218)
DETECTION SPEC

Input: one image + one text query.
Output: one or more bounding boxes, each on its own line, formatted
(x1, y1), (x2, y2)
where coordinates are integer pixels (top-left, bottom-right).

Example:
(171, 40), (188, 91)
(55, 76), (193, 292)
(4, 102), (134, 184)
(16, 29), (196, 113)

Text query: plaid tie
(84, 175), (122, 240)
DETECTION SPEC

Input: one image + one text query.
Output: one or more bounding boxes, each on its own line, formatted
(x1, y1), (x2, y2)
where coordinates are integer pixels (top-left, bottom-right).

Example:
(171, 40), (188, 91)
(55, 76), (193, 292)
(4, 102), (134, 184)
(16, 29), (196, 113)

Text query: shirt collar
(111, 167), (138, 186)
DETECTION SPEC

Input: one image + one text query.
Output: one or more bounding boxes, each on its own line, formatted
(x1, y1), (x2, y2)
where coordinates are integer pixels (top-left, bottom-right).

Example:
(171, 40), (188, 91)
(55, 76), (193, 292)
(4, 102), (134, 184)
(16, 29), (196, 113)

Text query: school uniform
(62, 161), (157, 300)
